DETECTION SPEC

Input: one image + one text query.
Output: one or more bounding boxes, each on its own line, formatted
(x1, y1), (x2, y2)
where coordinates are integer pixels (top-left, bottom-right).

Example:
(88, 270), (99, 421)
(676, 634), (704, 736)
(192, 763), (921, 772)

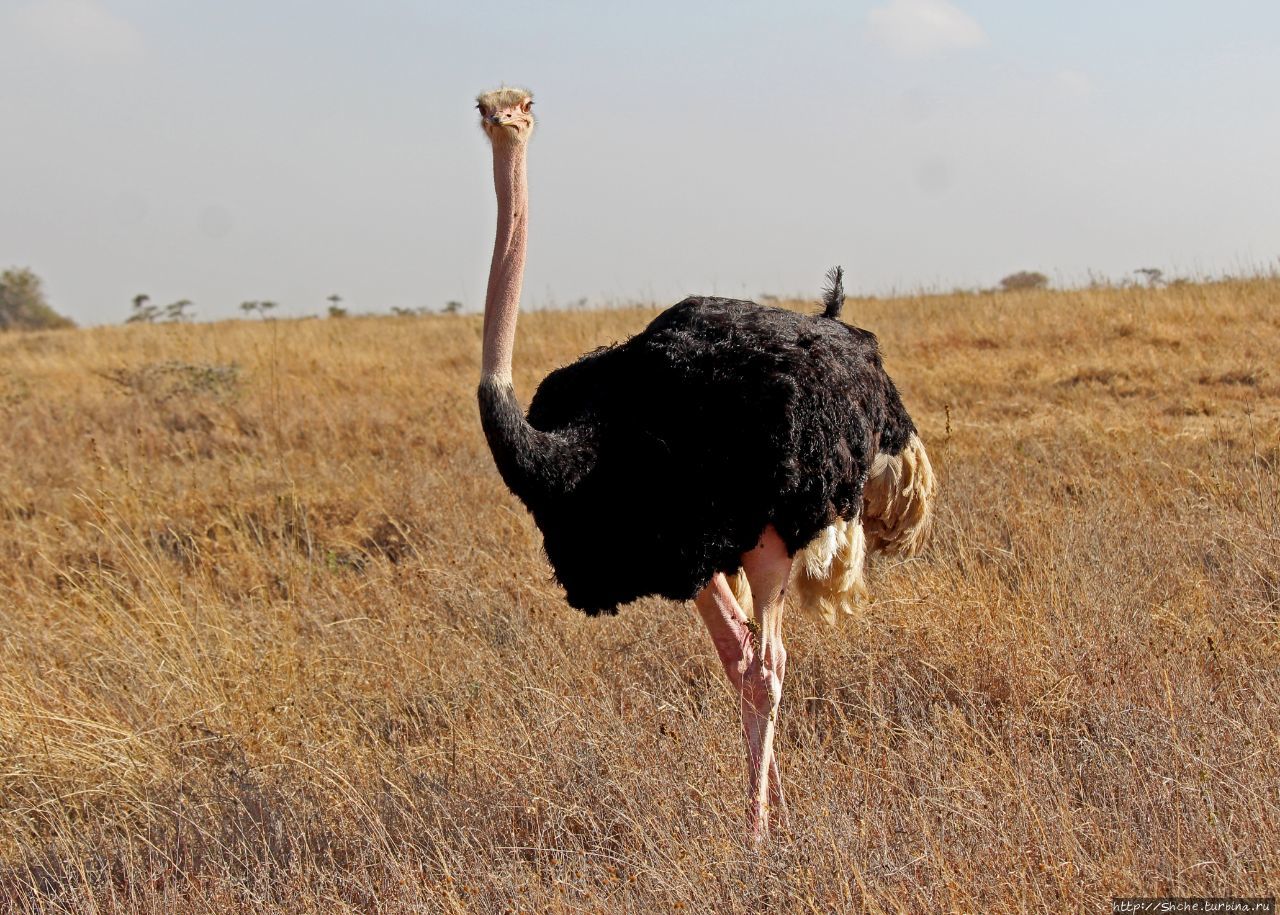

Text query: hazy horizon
(2, 0), (1278, 325)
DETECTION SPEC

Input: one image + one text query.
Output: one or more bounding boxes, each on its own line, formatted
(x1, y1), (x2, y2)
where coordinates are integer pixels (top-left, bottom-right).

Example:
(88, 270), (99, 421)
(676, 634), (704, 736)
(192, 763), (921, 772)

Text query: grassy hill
(0, 279), (1277, 912)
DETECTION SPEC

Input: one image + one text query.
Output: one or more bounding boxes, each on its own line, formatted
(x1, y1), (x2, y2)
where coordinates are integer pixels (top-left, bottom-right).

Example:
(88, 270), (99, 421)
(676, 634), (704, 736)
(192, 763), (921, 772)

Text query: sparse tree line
(0, 263), (1265, 332)
(122, 290), (465, 323)
(992, 267), (1174, 293)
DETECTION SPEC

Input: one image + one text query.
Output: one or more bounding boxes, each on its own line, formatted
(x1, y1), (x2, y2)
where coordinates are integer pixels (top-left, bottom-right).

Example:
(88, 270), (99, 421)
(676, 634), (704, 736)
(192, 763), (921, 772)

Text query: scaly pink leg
(767, 647), (790, 829)
(694, 526), (792, 843)
(739, 527), (791, 840)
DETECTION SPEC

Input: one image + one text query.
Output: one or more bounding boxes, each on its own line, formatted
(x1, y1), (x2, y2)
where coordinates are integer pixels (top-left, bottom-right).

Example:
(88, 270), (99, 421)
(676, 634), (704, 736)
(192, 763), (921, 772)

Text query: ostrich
(474, 86), (935, 840)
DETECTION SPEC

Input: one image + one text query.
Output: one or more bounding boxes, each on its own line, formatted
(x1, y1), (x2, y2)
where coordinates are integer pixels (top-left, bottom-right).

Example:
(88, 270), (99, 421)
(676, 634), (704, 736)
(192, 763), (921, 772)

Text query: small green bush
(998, 271), (1049, 292)
(0, 267), (75, 331)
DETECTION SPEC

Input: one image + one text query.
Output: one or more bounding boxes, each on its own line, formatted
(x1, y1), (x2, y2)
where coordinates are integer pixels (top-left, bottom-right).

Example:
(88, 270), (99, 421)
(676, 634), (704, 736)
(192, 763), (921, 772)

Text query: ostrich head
(477, 86), (535, 146)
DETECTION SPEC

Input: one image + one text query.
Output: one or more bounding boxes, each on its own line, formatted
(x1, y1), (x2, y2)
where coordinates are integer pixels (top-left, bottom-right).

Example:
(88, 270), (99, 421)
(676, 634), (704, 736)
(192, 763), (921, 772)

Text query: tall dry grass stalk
(1, 280), (1277, 913)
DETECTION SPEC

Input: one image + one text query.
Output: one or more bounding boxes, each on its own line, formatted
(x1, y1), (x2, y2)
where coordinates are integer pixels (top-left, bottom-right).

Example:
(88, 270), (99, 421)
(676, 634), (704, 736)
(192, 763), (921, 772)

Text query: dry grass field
(1, 279), (1277, 913)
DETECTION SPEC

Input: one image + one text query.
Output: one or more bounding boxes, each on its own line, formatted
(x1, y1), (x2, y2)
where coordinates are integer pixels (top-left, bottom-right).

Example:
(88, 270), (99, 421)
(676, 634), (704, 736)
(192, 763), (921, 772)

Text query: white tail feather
(862, 433), (936, 556)
(791, 516), (868, 624)
(725, 434), (936, 625)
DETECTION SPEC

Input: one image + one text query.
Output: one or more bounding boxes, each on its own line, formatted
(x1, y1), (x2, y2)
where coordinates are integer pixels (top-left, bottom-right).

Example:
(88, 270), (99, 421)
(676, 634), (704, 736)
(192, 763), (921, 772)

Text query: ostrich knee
(694, 573), (753, 691)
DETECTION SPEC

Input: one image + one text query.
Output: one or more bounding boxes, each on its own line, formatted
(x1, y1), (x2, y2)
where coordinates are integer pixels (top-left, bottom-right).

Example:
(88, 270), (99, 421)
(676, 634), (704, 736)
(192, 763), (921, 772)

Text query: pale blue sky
(2, 0), (1277, 324)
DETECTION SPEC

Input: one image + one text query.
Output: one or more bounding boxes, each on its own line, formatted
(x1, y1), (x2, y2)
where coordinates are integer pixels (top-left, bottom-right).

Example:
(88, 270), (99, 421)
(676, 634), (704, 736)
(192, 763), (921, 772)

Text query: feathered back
(821, 266), (845, 319)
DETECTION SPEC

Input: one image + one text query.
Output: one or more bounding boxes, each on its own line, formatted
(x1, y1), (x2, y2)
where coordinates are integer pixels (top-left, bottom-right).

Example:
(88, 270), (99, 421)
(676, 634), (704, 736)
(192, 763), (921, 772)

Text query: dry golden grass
(1, 279), (1278, 913)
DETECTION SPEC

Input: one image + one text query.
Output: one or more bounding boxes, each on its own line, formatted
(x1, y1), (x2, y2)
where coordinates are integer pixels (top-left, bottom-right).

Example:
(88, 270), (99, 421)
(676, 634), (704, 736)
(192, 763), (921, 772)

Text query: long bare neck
(475, 132), (597, 503)
(481, 142), (528, 383)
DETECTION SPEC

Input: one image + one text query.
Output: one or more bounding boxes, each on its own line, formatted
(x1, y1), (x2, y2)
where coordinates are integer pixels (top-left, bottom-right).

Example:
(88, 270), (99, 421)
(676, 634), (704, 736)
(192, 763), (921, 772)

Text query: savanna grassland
(1, 279), (1278, 913)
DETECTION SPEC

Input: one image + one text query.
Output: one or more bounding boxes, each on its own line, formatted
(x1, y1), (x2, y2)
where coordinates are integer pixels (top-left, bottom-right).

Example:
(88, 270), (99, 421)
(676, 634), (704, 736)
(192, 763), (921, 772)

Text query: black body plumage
(478, 288), (918, 615)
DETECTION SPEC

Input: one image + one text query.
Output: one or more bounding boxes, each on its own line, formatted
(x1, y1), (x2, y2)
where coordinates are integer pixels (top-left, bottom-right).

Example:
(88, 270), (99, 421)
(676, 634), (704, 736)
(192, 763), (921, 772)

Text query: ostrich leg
(739, 528), (791, 837)
(695, 527), (792, 842)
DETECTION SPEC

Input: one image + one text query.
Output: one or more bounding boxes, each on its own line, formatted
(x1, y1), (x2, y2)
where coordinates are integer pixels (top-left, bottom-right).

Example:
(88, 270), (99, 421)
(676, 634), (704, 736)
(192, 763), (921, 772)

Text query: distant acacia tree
(999, 271), (1049, 292)
(0, 267), (75, 331)
(442, 300), (463, 315)
(1135, 267), (1165, 287)
(127, 294), (160, 323)
(126, 294), (193, 324)
(240, 300), (278, 319)
(164, 299), (194, 322)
